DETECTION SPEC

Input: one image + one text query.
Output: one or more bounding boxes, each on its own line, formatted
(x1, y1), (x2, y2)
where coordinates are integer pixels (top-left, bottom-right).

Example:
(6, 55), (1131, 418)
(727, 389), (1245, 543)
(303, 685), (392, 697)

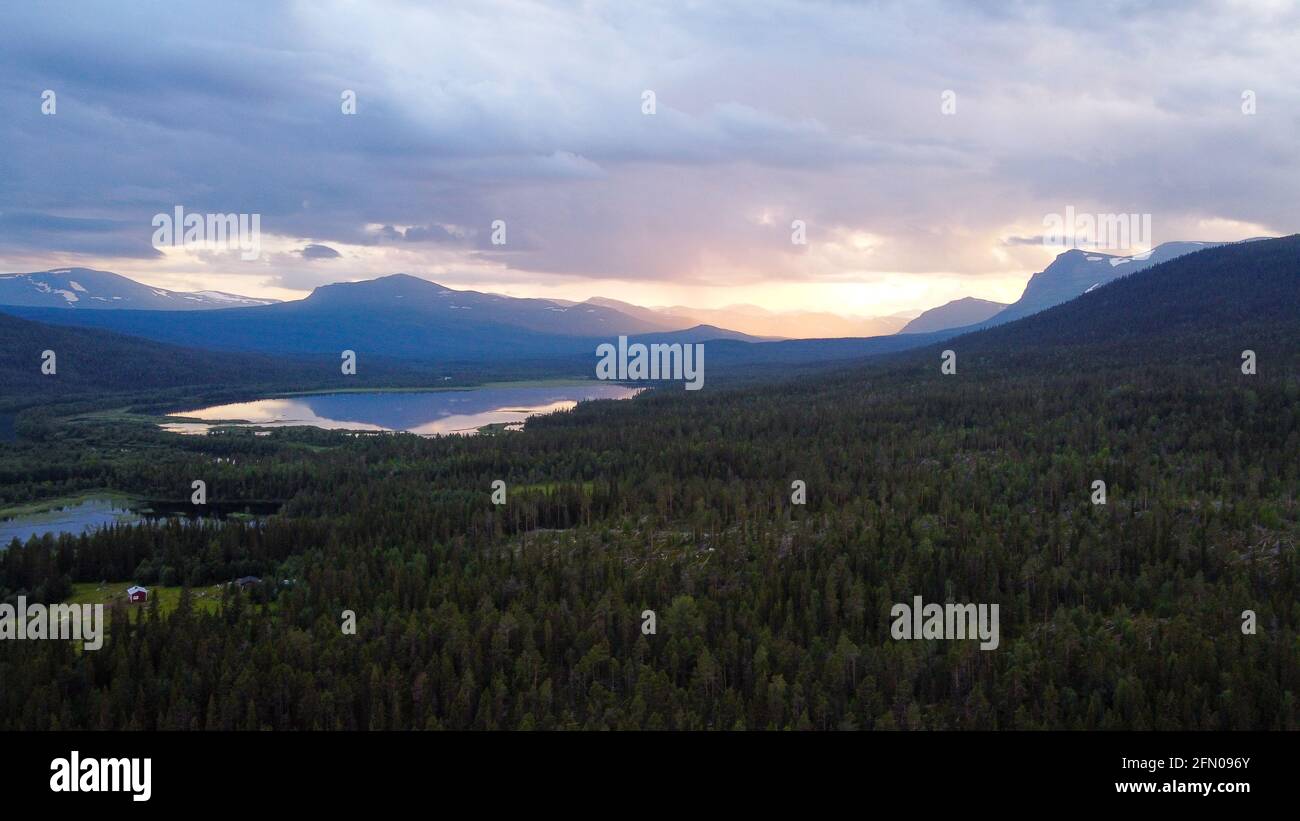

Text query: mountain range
(0, 273), (768, 363)
(4, 235), (1296, 395)
(0, 267), (278, 310)
(0, 239), (1280, 370)
(0, 267), (912, 340)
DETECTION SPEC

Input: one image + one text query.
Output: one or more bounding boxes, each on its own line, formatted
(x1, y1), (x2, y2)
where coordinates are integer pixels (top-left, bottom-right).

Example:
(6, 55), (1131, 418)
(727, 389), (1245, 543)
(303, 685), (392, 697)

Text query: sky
(0, 0), (1295, 317)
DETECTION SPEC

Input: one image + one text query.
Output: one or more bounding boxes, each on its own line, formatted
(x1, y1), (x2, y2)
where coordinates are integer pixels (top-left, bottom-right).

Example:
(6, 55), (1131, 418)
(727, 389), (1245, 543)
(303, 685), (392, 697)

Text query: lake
(0, 496), (279, 546)
(160, 383), (643, 435)
(1, 497), (142, 545)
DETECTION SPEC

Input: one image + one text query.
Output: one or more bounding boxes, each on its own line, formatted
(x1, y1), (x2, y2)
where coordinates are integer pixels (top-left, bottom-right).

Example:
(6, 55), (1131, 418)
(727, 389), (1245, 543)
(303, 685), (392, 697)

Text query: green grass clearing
(68, 581), (225, 617)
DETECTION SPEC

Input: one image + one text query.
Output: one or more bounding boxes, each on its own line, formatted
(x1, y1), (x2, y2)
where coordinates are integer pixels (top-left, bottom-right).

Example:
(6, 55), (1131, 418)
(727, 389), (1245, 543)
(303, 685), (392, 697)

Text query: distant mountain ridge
(298, 273), (686, 338)
(643, 302), (908, 339)
(4, 235), (1297, 391)
(582, 297), (701, 333)
(0, 239), (1280, 365)
(0, 267), (277, 310)
(0, 273), (764, 362)
(900, 297), (1007, 334)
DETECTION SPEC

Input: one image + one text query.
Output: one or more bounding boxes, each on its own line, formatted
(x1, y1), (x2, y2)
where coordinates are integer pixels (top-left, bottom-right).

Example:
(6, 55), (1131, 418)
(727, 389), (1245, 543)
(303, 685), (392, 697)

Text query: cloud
(299, 243), (341, 259)
(367, 224), (464, 245)
(0, 0), (1296, 313)
(0, 212), (163, 259)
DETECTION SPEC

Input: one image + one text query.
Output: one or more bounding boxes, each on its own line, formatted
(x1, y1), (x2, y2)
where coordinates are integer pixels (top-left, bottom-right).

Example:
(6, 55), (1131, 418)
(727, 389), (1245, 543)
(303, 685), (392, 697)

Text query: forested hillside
(0, 311), (309, 398)
(0, 311), (584, 408)
(0, 237), (1297, 730)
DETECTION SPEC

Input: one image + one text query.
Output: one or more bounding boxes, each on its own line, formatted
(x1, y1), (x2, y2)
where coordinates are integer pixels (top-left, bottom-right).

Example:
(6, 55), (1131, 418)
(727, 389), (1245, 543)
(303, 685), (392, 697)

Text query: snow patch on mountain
(191, 290), (273, 305)
(0, 267), (280, 310)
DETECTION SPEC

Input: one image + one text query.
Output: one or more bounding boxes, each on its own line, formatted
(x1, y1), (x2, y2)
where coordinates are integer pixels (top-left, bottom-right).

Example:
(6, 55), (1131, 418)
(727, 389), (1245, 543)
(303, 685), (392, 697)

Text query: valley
(2, 237), (1297, 730)
(4, 0), (1299, 800)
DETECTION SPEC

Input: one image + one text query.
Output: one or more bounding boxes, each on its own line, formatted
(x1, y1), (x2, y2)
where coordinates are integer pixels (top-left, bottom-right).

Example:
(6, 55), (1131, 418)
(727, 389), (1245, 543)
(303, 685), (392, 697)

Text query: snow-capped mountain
(990, 241), (1223, 326)
(0, 267), (278, 310)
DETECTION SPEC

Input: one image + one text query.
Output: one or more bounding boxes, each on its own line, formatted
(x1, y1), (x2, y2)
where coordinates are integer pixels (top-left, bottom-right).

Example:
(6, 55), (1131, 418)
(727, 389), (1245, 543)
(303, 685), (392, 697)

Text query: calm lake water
(1, 496), (277, 546)
(161, 384), (642, 435)
(1, 497), (143, 545)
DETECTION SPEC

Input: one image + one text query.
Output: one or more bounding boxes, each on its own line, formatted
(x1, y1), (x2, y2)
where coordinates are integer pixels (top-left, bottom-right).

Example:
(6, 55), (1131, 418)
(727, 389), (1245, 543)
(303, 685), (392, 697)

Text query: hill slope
(0, 312), (481, 402)
(899, 297), (1007, 333)
(0, 311), (304, 398)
